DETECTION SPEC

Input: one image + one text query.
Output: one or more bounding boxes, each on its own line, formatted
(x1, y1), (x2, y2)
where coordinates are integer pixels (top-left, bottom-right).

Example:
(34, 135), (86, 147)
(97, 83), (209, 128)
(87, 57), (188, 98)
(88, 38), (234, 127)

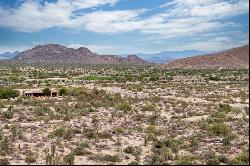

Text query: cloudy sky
(0, 0), (249, 54)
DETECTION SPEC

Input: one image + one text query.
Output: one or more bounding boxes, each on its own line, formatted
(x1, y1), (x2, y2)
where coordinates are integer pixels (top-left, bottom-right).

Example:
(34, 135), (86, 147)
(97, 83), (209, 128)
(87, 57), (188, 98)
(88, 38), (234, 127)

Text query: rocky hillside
(14, 44), (147, 64)
(162, 45), (249, 69)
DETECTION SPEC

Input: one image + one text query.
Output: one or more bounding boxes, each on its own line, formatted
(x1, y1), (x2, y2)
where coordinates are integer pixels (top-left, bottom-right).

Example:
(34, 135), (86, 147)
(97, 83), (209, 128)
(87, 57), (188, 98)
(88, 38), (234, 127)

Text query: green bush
(236, 149), (249, 165)
(116, 103), (132, 112)
(35, 107), (50, 116)
(218, 155), (228, 164)
(128, 161), (139, 165)
(98, 132), (112, 140)
(203, 150), (220, 165)
(2, 111), (14, 119)
(207, 123), (232, 137)
(176, 155), (195, 165)
(63, 153), (75, 165)
(10, 124), (22, 141)
(25, 151), (37, 164)
(0, 158), (10, 165)
(72, 142), (91, 156)
(0, 88), (19, 99)
(73, 147), (91, 156)
(43, 88), (51, 96)
(141, 104), (155, 112)
(88, 154), (122, 163)
(59, 88), (68, 96)
(0, 137), (9, 155)
(49, 125), (75, 140)
(124, 146), (135, 154)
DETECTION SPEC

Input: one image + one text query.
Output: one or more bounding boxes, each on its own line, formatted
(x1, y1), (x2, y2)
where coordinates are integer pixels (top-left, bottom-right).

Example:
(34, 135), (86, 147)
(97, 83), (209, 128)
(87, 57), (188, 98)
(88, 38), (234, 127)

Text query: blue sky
(0, 0), (249, 54)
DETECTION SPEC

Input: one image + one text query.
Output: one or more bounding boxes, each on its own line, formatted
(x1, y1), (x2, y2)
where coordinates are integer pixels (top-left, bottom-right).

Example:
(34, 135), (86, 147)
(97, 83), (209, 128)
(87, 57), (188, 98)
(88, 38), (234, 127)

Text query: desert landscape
(0, 44), (249, 165)
(0, 0), (249, 165)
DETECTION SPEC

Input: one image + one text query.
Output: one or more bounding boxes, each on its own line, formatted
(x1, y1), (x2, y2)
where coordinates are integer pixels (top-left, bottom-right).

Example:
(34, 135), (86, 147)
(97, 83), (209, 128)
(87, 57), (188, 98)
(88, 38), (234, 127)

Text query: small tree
(25, 150), (37, 164)
(59, 88), (67, 96)
(63, 153), (75, 165)
(190, 135), (199, 152)
(92, 115), (99, 143)
(10, 124), (22, 141)
(43, 88), (51, 97)
(222, 136), (232, 153)
(114, 127), (124, 148)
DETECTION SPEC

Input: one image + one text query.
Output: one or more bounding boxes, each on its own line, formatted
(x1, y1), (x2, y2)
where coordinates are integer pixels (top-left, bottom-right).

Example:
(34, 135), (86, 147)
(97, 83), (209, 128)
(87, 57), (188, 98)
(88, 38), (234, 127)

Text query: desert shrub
(79, 108), (92, 116)
(206, 157), (220, 165)
(59, 88), (68, 96)
(148, 111), (160, 125)
(218, 155), (228, 164)
(149, 153), (165, 165)
(35, 107), (50, 116)
(2, 106), (14, 119)
(176, 155), (195, 165)
(63, 153), (75, 165)
(73, 147), (91, 156)
(244, 106), (249, 115)
(78, 142), (90, 149)
(69, 87), (88, 97)
(25, 151), (37, 164)
(235, 149), (249, 165)
(211, 104), (233, 120)
(49, 125), (75, 140)
(43, 88), (51, 96)
(128, 161), (139, 165)
(0, 158), (10, 165)
(133, 147), (142, 162)
(10, 124), (22, 141)
(141, 104), (155, 112)
(88, 154), (122, 163)
(114, 127), (125, 135)
(83, 128), (96, 139)
(208, 75), (220, 81)
(98, 132), (112, 140)
(190, 136), (199, 152)
(207, 122), (232, 137)
(73, 142), (91, 156)
(154, 137), (180, 153)
(0, 137), (9, 155)
(0, 88), (19, 99)
(116, 103), (132, 112)
(202, 150), (220, 165)
(124, 146), (135, 154)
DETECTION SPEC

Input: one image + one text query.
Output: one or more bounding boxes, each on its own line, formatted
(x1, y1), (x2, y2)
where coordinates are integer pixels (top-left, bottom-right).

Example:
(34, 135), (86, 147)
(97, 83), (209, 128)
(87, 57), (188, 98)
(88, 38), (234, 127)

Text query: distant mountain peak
(0, 51), (20, 59)
(137, 50), (209, 63)
(13, 44), (147, 64)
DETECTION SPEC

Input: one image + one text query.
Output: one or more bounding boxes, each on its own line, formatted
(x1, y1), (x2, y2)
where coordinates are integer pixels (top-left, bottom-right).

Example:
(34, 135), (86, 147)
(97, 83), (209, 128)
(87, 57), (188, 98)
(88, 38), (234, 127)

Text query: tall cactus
(45, 143), (58, 165)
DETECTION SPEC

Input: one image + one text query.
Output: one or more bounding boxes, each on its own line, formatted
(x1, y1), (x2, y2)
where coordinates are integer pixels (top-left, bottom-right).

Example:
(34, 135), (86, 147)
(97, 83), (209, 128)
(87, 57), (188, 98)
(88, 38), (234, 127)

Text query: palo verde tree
(43, 88), (51, 96)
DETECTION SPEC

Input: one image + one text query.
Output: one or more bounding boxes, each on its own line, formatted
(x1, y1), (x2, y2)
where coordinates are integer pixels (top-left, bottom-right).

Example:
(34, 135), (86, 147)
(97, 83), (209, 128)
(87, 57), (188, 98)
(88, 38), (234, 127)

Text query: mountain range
(0, 51), (19, 59)
(137, 50), (209, 63)
(162, 45), (249, 69)
(1, 44), (249, 69)
(1, 48), (210, 63)
(13, 44), (146, 64)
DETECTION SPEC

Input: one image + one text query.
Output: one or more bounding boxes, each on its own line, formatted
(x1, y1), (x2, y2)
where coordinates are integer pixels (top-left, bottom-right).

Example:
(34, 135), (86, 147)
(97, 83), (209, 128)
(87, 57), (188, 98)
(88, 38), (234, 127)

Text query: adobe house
(16, 88), (59, 98)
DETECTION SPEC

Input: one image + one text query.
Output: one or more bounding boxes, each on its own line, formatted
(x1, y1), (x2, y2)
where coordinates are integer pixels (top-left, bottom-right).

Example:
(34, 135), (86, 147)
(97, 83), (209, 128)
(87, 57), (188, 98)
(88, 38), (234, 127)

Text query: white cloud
(161, 0), (249, 19)
(0, 0), (121, 32)
(174, 38), (249, 51)
(0, 0), (248, 40)
(0, 45), (32, 53)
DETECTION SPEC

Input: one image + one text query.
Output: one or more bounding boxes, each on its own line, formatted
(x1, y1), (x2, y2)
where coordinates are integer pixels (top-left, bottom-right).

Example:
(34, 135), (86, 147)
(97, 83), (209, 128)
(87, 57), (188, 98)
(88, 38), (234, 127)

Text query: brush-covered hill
(161, 45), (249, 69)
